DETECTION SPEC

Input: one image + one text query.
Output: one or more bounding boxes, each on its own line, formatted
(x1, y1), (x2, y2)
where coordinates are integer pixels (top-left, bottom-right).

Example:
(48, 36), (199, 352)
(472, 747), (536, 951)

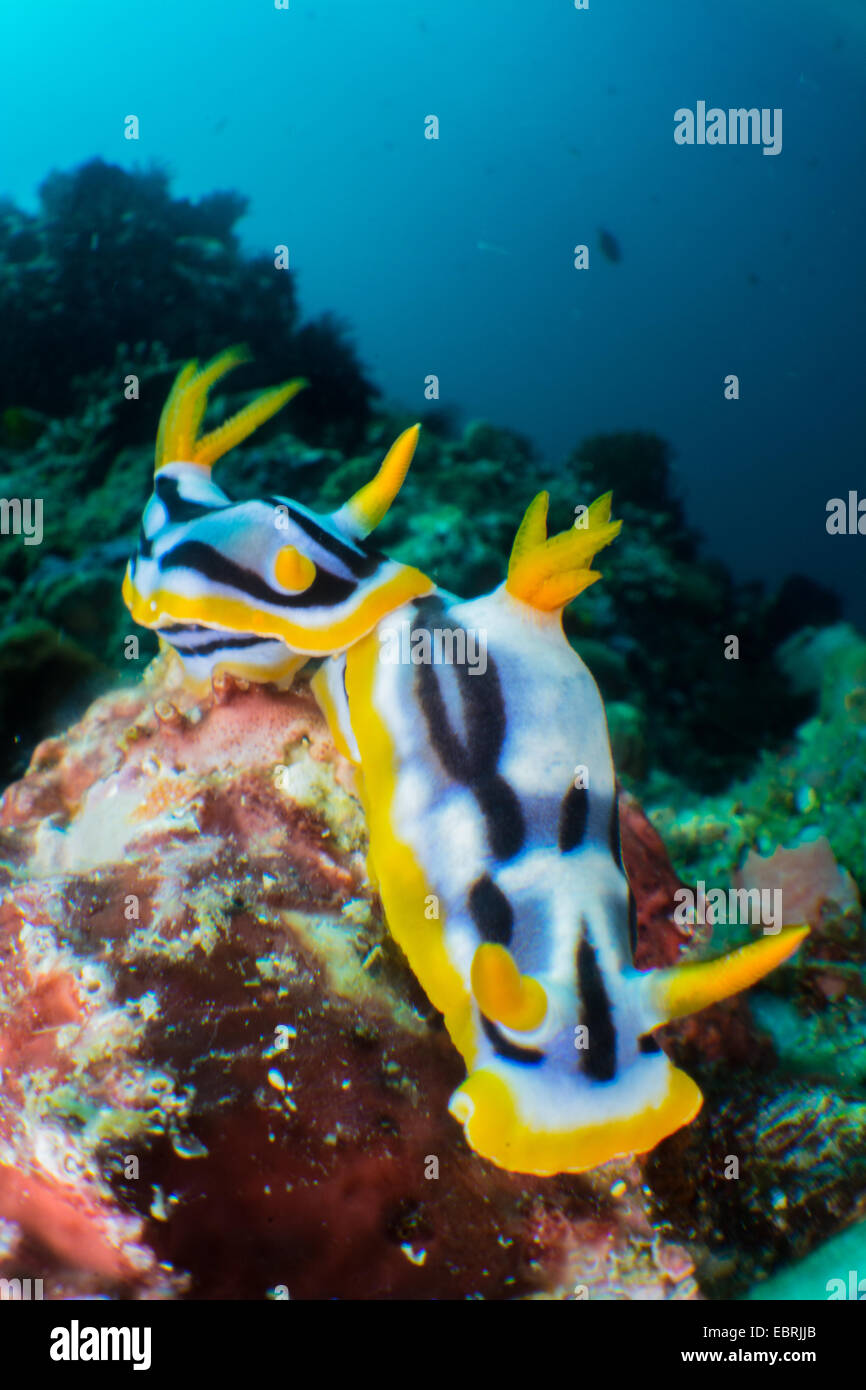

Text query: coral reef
(641, 623), (866, 1298)
(0, 882), (185, 1299)
(0, 160), (376, 445)
(1, 158), (861, 1302)
(0, 658), (704, 1299)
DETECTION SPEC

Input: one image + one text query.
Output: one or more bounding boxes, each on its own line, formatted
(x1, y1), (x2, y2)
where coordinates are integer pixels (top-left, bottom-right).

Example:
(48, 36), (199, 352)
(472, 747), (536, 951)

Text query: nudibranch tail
(154, 345), (307, 475)
(332, 423), (421, 539)
(448, 1061), (703, 1177)
(648, 923), (809, 1024)
(506, 489), (622, 612)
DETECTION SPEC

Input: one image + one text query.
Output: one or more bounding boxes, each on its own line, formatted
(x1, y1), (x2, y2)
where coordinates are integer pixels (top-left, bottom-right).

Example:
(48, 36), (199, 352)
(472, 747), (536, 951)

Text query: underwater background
(0, 0), (865, 1303)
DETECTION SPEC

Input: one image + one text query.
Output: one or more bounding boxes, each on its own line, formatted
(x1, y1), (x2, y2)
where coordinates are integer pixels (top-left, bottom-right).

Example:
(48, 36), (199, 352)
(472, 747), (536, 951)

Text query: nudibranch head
(123, 350), (433, 683)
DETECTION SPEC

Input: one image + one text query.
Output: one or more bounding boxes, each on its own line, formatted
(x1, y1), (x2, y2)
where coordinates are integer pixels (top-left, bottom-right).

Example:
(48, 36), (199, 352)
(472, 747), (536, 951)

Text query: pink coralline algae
(0, 886), (180, 1296)
(0, 661), (700, 1300)
(735, 835), (862, 1009)
(735, 835), (861, 932)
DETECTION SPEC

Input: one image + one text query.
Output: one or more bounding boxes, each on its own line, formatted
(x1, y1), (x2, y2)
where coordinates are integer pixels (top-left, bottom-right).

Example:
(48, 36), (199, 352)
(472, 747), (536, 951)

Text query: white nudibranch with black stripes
(123, 346), (434, 687)
(124, 351), (808, 1176)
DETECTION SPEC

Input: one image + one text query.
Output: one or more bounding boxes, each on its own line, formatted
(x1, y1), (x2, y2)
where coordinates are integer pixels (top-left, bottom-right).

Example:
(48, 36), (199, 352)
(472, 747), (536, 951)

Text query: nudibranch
(124, 352), (808, 1176)
(123, 346), (434, 688)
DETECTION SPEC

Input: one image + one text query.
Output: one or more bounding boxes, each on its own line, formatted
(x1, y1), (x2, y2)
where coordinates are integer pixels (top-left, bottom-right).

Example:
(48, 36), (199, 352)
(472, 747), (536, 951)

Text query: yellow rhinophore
(506, 490), (622, 611)
(154, 345), (307, 475)
(333, 424), (421, 539)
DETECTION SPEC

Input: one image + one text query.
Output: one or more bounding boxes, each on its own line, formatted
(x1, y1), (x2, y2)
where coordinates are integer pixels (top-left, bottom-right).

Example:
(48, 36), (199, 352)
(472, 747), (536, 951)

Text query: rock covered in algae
(647, 1081), (866, 1299)
(0, 658), (699, 1300)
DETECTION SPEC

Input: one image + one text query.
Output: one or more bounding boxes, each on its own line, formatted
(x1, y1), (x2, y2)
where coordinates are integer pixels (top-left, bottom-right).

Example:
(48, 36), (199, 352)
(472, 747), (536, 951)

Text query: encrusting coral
(0, 658), (701, 1299)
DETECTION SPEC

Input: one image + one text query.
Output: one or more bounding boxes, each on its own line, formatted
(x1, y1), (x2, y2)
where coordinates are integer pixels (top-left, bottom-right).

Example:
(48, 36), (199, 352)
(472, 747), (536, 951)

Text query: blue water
(1, 0), (864, 620)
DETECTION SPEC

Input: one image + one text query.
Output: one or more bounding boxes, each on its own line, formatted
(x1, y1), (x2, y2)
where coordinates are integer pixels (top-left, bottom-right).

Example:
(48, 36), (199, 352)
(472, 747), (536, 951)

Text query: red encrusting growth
(0, 671), (713, 1298)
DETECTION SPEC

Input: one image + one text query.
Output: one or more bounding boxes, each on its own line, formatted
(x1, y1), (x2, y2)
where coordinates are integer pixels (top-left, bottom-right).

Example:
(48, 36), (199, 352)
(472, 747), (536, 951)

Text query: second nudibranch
(123, 346), (434, 688)
(315, 498), (807, 1174)
(123, 352), (808, 1176)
